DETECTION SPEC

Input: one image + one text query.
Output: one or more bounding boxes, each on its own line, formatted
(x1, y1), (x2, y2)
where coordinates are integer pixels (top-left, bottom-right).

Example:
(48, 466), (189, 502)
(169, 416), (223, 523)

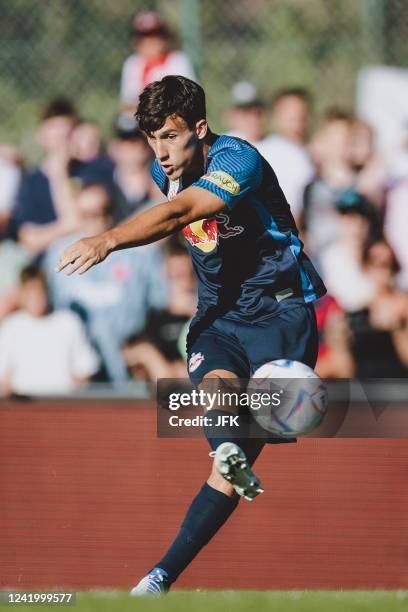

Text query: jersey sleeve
(193, 144), (263, 209)
(150, 159), (167, 195)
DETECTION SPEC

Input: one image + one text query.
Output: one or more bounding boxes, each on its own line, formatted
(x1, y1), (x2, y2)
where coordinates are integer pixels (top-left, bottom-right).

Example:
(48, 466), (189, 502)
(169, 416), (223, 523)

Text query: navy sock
(154, 482), (239, 584)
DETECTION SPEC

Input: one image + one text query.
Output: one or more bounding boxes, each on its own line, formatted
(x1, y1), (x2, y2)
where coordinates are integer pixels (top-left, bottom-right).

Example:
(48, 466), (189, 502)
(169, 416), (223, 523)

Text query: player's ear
(195, 119), (208, 140)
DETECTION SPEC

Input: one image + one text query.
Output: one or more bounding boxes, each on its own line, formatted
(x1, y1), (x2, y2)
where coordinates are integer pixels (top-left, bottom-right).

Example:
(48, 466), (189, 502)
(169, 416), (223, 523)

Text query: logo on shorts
(202, 170), (240, 195)
(189, 352), (205, 373)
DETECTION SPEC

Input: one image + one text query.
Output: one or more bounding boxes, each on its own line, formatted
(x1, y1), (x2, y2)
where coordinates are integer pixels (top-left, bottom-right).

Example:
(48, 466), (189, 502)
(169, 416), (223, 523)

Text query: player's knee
(200, 369), (241, 413)
(203, 369), (238, 380)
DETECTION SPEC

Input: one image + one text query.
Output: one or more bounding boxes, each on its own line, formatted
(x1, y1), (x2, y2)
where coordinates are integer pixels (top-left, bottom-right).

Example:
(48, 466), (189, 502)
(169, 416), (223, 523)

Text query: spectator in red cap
(120, 11), (196, 111)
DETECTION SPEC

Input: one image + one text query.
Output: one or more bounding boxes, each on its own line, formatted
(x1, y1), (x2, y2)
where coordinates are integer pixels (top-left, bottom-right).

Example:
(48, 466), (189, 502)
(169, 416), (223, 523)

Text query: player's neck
(203, 130), (218, 161)
(186, 130), (218, 179)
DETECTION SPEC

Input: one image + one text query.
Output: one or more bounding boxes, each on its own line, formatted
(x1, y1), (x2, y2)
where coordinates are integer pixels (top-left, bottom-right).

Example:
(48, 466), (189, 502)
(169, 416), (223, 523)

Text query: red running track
(0, 400), (407, 590)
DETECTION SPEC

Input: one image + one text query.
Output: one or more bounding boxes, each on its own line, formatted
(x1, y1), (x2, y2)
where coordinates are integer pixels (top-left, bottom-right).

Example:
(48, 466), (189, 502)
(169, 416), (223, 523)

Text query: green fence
(1, 0), (406, 150)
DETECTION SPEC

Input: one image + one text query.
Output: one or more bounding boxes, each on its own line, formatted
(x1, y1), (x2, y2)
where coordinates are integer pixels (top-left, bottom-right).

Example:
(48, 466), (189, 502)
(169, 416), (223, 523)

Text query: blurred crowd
(0, 11), (407, 396)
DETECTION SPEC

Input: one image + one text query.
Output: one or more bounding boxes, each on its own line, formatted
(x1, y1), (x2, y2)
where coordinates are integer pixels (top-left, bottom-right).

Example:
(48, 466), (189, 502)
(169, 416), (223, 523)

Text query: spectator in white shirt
(265, 88), (315, 220)
(120, 11), (196, 111)
(225, 83), (314, 221)
(0, 264), (99, 396)
(271, 87), (311, 146)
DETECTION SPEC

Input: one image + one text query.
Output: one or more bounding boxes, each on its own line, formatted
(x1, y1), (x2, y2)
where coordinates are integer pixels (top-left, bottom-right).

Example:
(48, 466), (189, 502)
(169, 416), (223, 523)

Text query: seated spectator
(0, 265), (99, 396)
(225, 84), (315, 221)
(347, 240), (408, 377)
(120, 11), (196, 111)
(123, 238), (196, 383)
(319, 190), (382, 312)
(7, 98), (82, 254)
(42, 182), (167, 383)
(108, 115), (159, 223)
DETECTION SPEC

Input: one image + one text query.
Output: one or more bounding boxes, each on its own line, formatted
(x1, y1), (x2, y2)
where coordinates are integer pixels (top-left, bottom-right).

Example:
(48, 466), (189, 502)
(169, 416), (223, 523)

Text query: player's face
(146, 115), (207, 181)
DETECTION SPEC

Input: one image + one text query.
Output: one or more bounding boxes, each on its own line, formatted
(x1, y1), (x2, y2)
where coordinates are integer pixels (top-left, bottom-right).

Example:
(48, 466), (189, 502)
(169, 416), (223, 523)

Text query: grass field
(8, 590), (408, 611)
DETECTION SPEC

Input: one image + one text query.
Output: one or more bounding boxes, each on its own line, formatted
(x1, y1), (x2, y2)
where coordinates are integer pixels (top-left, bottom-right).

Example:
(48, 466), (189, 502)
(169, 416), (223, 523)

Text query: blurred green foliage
(0, 0), (405, 156)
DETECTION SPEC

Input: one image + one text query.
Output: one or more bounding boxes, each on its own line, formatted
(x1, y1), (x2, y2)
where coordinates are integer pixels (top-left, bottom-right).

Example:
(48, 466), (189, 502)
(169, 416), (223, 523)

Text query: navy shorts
(186, 304), (318, 445)
(187, 303), (318, 384)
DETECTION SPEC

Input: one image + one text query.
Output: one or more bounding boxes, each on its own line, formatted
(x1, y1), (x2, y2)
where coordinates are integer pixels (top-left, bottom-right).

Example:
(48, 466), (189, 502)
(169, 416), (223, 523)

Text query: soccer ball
(249, 359), (328, 437)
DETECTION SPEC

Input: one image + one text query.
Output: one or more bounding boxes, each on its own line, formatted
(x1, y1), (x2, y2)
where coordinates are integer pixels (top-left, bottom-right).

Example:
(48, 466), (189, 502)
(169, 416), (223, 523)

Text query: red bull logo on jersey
(182, 213), (244, 252)
(202, 170), (240, 195)
(182, 218), (218, 253)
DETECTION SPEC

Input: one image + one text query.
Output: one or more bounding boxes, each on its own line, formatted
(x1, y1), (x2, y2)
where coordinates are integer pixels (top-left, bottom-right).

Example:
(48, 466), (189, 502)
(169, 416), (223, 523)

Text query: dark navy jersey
(151, 134), (326, 322)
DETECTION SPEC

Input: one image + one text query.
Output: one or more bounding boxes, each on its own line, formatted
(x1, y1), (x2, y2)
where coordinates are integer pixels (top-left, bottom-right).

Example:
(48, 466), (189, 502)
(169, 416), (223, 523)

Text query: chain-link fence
(1, 0), (408, 151)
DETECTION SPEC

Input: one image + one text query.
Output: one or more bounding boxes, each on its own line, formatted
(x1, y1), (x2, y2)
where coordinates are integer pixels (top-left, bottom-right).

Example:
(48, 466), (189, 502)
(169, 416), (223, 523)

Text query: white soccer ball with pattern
(250, 359), (328, 437)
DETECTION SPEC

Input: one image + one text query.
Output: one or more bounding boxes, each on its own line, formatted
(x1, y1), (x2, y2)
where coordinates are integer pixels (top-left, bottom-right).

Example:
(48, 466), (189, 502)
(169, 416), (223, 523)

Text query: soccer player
(57, 76), (326, 595)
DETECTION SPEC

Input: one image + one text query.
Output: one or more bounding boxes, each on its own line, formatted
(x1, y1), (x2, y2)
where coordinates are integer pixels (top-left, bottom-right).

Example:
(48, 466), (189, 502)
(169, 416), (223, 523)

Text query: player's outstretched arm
(56, 186), (225, 275)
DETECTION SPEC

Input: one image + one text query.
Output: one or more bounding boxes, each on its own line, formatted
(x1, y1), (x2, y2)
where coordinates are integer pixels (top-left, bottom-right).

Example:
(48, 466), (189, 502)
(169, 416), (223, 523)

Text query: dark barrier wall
(0, 400), (407, 590)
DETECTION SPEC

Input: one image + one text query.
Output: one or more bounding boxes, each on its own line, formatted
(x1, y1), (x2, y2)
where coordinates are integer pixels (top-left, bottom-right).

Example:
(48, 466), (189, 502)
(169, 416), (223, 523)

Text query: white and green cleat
(130, 568), (170, 597)
(213, 442), (264, 501)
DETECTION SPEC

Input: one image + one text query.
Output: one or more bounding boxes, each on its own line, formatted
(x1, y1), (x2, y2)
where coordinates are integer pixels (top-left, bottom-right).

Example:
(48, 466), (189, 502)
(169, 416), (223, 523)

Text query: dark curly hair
(135, 75), (206, 136)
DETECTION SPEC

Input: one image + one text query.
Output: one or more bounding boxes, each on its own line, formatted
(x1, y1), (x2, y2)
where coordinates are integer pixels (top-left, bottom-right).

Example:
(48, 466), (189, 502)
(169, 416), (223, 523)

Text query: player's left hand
(56, 235), (111, 275)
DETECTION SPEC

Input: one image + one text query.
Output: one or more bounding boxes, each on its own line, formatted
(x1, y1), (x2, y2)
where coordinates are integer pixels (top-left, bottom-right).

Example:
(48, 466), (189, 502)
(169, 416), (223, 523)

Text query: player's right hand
(56, 234), (111, 275)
